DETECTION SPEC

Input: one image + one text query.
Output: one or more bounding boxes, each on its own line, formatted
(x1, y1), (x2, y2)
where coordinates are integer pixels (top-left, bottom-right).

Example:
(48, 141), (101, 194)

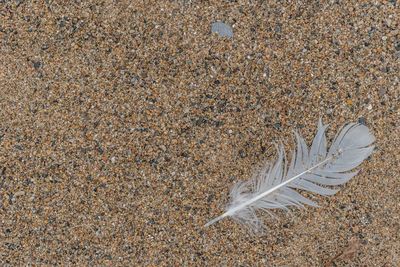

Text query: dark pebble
(33, 61), (42, 70)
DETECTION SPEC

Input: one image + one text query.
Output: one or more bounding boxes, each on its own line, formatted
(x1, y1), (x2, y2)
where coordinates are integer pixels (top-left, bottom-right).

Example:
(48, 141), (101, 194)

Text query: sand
(0, 1), (399, 266)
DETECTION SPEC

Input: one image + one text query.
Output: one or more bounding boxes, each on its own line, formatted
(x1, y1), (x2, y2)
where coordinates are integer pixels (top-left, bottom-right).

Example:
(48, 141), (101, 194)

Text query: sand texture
(0, 1), (399, 266)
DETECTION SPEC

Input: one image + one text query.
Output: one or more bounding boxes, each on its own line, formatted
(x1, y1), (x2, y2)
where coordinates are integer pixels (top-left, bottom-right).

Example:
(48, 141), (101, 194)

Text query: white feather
(205, 119), (375, 232)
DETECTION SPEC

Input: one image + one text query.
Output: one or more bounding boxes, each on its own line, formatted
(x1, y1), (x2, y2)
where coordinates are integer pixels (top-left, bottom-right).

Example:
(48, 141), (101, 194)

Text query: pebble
(33, 61), (42, 70)
(14, 191), (25, 197)
(211, 22), (233, 38)
(378, 88), (387, 96)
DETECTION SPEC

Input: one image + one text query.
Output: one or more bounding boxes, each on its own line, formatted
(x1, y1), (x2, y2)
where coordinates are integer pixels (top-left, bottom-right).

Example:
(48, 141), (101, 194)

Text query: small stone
(367, 104), (373, 110)
(360, 214), (372, 225)
(274, 24), (282, 33)
(274, 122), (281, 130)
(111, 156), (116, 163)
(394, 41), (400, 51)
(358, 117), (366, 125)
(211, 22), (233, 38)
(14, 191), (25, 197)
(33, 61), (42, 70)
(130, 76), (139, 86)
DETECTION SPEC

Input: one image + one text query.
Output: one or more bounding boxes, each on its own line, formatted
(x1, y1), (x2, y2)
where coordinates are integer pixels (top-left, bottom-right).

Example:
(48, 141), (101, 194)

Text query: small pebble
(358, 117), (366, 125)
(130, 76), (139, 86)
(14, 191), (25, 197)
(33, 61), (42, 70)
(211, 22), (233, 38)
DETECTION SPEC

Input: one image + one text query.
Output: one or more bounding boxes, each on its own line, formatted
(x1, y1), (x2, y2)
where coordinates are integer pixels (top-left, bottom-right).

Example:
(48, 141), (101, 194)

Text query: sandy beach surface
(0, 1), (399, 266)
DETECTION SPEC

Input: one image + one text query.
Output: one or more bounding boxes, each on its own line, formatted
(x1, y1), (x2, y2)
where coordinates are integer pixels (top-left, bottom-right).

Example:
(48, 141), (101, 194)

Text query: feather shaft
(205, 156), (333, 227)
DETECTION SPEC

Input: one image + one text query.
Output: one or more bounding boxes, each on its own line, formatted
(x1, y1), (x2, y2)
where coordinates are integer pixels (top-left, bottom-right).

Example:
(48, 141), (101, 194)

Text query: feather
(204, 119), (375, 232)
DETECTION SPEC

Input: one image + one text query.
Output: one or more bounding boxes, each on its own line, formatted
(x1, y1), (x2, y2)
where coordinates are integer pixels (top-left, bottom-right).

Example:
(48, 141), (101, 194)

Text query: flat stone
(211, 22), (233, 38)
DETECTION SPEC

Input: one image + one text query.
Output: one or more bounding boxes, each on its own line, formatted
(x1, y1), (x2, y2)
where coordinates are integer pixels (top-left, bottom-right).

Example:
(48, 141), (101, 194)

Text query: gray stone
(211, 22), (233, 38)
